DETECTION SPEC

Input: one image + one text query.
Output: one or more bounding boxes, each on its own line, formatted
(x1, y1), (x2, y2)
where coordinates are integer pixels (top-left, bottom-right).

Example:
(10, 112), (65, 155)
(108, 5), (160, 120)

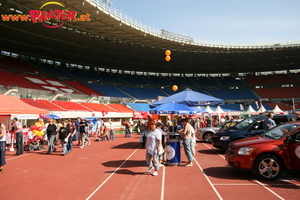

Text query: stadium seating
(81, 103), (116, 112)
(144, 76), (173, 87)
(207, 89), (258, 100)
(167, 76), (198, 88)
(62, 80), (103, 96)
(116, 86), (167, 99)
(0, 56), (37, 73)
(244, 75), (272, 86)
(215, 77), (245, 87)
(268, 74), (300, 86)
(31, 62), (72, 79)
(17, 74), (81, 94)
(35, 100), (66, 111)
(96, 73), (127, 85)
(52, 101), (91, 111)
(254, 87), (300, 99)
(119, 74), (150, 86)
(65, 67), (99, 81)
(20, 98), (53, 110)
(107, 104), (133, 112)
(84, 83), (131, 98)
(193, 77), (221, 88)
(0, 70), (41, 90)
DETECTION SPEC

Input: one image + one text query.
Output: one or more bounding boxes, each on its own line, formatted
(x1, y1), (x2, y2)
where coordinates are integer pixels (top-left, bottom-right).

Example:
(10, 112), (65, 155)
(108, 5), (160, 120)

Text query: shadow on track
(102, 160), (146, 168)
(104, 169), (145, 175)
(198, 149), (225, 155)
(111, 142), (141, 149)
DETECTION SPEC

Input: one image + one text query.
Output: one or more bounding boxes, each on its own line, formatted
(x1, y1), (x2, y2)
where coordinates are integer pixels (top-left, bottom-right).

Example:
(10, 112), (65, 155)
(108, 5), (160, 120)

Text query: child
(109, 120), (115, 141)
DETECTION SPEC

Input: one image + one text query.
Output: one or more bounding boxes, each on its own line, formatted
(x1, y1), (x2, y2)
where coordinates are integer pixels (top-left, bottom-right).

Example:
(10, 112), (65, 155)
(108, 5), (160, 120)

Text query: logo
(1, 1), (90, 28)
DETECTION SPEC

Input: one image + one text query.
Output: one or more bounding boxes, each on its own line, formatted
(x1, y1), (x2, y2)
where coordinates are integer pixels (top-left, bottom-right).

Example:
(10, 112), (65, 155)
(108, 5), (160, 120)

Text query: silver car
(196, 119), (241, 143)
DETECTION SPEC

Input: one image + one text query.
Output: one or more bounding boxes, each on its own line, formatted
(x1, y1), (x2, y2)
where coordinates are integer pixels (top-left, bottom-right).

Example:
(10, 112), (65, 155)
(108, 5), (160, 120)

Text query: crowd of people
(1, 111), (299, 176)
(0, 116), (117, 174)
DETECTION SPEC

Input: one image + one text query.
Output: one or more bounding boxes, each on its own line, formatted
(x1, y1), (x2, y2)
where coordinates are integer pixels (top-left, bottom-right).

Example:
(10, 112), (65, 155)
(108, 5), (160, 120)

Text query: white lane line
(160, 166), (166, 200)
(214, 183), (300, 186)
(202, 143), (285, 200)
(6, 153), (32, 161)
(251, 178), (285, 200)
(86, 146), (140, 200)
(194, 158), (223, 200)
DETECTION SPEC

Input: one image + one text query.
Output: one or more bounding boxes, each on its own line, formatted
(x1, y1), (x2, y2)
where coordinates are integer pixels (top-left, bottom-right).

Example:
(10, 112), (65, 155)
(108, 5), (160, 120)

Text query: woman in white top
(0, 123), (7, 174)
(145, 120), (162, 176)
(179, 118), (195, 167)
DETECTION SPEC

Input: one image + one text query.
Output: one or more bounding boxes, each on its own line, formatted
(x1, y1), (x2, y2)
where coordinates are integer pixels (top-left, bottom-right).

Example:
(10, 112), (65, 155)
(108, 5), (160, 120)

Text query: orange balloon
(165, 50), (171, 56)
(172, 85), (178, 91)
(165, 56), (171, 62)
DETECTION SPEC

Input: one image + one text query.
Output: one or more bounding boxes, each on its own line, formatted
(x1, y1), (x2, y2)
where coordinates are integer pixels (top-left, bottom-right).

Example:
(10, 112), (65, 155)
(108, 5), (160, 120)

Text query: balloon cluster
(165, 50), (171, 62)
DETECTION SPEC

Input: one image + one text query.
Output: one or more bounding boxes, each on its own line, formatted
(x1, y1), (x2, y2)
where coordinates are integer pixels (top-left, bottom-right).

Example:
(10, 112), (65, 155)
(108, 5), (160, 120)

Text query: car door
(288, 130), (300, 170)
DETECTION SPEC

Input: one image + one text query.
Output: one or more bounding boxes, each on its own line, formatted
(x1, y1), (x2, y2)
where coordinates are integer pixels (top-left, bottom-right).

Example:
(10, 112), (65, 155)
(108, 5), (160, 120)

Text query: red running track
(1, 134), (300, 200)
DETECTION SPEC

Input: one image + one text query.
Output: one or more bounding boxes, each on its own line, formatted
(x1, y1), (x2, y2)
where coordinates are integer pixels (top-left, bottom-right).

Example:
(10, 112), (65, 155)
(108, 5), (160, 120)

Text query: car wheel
(254, 154), (283, 181)
(203, 132), (213, 143)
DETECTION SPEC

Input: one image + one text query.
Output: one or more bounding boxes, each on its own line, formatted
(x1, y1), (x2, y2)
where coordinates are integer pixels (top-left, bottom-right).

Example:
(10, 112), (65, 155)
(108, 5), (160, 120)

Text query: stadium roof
(0, 0), (300, 74)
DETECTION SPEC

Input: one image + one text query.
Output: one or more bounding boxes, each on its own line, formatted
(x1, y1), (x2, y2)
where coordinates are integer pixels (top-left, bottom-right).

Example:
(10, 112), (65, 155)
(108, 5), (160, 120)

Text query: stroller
(24, 135), (47, 151)
(95, 126), (109, 141)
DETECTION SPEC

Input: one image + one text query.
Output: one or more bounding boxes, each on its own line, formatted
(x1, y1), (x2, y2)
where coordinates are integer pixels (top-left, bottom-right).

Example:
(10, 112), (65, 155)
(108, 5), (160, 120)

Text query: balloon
(172, 85), (178, 91)
(37, 126), (43, 131)
(92, 113), (95, 117)
(165, 56), (171, 62)
(45, 116), (49, 120)
(165, 50), (171, 56)
(39, 113), (44, 118)
(31, 125), (37, 131)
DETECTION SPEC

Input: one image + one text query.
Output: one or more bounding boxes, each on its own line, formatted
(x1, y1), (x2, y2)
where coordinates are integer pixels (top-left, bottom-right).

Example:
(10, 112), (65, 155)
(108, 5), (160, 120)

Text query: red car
(225, 121), (300, 180)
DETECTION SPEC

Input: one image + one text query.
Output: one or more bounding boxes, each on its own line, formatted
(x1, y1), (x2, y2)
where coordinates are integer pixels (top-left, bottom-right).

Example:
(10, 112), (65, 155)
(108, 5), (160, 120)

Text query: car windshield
(261, 124), (299, 140)
(232, 118), (255, 130)
(216, 121), (227, 128)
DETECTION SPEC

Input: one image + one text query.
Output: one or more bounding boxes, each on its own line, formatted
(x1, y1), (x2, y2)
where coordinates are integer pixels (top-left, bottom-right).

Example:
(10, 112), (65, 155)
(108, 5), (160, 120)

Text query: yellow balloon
(165, 50), (171, 56)
(172, 85), (178, 91)
(165, 56), (171, 62)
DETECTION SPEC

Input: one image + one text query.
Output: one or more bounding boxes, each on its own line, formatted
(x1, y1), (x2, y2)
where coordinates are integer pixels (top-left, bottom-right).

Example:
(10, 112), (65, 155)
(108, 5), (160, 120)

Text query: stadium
(1, 1), (300, 199)
(0, 0), (300, 125)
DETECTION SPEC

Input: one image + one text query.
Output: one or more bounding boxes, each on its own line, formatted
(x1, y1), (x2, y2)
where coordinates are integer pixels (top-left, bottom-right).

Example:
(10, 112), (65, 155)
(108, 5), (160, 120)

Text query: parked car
(225, 121), (300, 180)
(196, 119), (241, 143)
(211, 115), (294, 150)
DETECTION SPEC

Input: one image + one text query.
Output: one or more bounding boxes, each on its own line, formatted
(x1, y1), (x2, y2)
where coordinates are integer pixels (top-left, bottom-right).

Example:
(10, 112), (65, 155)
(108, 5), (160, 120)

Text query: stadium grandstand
(0, 0), (300, 125)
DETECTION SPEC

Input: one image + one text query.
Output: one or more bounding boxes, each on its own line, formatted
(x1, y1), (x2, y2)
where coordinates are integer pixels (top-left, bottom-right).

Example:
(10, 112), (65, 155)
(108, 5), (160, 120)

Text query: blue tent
(150, 89), (224, 108)
(149, 103), (198, 115)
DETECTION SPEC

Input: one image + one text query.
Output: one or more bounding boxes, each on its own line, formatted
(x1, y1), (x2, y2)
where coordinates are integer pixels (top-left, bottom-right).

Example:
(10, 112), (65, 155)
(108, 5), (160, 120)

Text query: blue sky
(106, 0), (300, 45)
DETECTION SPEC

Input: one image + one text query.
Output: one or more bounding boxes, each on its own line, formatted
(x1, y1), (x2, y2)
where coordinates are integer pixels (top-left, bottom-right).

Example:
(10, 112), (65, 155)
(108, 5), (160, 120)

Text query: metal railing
(87, 0), (300, 49)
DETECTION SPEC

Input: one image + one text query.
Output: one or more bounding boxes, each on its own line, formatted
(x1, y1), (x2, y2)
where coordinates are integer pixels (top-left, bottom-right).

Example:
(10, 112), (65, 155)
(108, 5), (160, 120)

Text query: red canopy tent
(0, 95), (49, 115)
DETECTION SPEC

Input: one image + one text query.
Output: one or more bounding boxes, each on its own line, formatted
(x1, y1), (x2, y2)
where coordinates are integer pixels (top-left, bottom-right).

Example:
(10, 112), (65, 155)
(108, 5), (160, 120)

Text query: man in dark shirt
(78, 118), (88, 148)
(58, 121), (71, 156)
(46, 120), (57, 154)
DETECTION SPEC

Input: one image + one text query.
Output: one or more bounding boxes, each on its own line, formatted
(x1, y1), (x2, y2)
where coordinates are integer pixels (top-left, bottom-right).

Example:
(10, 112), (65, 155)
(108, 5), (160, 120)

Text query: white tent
(244, 105), (259, 115)
(214, 106), (226, 114)
(258, 105), (266, 113)
(205, 106), (214, 113)
(273, 105), (284, 114)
